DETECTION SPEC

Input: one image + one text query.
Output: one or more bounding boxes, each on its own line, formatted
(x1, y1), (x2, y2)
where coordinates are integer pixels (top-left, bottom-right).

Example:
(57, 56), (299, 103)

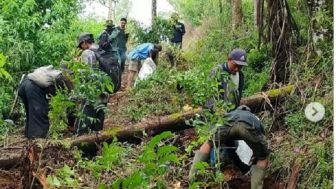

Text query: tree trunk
(254, 0), (261, 27)
(219, 0), (223, 13)
(257, 0), (265, 49)
(267, 0), (292, 84)
(152, 0), (157, 24)
(107, 0), (113, 20)
(232, 0), (243, 29)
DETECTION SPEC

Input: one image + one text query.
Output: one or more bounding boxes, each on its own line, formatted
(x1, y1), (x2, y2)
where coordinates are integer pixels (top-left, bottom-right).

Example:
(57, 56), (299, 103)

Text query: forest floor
(0, 69), (290, 189)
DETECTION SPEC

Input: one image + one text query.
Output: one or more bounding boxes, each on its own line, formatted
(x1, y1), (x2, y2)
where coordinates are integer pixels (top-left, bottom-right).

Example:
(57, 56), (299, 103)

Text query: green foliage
(47, 165), (79, 188)
(0, 0), (81, 129)
(0, 53), (12, 80)
(48, 62), (113, 139)
(114, 131), (179, 188)
(128, 17), (173, 45)
(0, 0), (80, 72)
(0, 53), (13, 128)
(169, 0), (218, 26)
(125, 67), (181, 122)
(48, 90), (76, 139)
(48, 132), (179, 188)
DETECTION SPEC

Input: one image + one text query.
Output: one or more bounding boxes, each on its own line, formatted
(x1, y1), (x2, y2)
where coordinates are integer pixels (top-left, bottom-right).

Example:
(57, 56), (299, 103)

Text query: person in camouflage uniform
(98, 20), (120, 64)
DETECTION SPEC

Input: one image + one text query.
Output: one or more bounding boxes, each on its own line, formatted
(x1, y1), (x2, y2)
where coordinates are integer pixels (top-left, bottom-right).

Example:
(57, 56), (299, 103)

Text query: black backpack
(91, 48), (121, 92)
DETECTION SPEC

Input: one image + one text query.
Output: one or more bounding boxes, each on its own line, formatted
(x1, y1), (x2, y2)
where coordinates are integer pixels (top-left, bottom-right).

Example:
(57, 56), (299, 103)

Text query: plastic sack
(236, 140), (253, 164)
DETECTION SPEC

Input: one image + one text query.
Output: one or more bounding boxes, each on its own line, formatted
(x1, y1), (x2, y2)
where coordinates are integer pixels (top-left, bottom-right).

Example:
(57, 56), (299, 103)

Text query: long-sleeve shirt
(116, 26), (128, 51)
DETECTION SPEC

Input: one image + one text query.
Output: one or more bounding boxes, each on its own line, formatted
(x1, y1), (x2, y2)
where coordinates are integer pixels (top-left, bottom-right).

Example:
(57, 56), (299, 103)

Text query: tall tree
(232, 0), (243, 29)
(107, 0), (113, 19)
(267, 0), (295, 84)
(219, 0), (223, 13)
(254, 0), (262, 27)
(115, 0), (132, 19)
(152, 0), (157, 24)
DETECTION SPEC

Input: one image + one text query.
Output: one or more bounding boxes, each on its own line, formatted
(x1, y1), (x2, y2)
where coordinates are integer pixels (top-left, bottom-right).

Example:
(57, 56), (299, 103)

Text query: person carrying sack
(18, 65), (73, 139)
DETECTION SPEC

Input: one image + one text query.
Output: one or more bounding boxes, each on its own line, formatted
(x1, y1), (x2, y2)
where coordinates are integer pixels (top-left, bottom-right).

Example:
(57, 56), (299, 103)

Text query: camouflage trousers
(211, 121), (270, 160)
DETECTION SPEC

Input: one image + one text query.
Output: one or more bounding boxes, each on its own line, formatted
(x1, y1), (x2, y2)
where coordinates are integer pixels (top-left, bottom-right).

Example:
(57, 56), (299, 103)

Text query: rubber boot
(251, 165), (266, 189)
(188, 151), (209, 181)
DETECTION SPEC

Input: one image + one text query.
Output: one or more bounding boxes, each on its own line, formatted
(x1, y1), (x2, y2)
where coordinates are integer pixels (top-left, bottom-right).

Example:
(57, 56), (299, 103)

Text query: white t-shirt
(230, 72), (240, 90)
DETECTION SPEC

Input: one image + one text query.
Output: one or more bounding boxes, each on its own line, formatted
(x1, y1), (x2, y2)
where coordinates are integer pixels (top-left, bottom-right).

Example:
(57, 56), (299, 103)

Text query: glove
(188, 151), (209, 182)
(251, 165), (266, 189)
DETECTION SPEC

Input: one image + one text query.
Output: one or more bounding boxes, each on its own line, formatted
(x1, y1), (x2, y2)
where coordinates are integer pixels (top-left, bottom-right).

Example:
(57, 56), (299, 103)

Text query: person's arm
(181, 23), (186, 35)
(125, 33), (129, 42)
(238, 71), (244, 100)
(109, 28), (120, 41)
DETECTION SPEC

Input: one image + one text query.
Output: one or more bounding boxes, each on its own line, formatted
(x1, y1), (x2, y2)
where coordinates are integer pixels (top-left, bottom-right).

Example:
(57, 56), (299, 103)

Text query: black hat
(77, 32), (93, 48)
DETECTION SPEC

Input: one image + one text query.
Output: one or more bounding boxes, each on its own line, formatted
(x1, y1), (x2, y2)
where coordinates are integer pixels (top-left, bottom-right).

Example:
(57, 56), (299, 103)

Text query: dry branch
(287, 159), (301, 189)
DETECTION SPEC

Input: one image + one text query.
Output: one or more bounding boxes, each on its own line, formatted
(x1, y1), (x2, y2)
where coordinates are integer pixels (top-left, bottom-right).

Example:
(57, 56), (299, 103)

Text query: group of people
(17, 14), (268, 188)
(18, 17), (167, 139)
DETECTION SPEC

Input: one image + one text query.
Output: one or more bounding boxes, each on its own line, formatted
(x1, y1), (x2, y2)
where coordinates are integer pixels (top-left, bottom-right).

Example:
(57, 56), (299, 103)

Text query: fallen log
(71, 84), (294, 146)
(240, 84), (294, 111)
(70, 107), (202, 146)
(0, 85), (294, 168)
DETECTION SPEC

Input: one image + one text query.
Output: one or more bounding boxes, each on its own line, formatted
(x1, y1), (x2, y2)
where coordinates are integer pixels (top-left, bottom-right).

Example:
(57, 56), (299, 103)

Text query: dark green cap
(105, 20), (114, 27)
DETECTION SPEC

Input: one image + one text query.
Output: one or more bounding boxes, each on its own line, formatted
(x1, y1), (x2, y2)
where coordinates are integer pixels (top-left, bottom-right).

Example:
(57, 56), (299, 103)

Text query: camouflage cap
(105, 20), (114, 27)
(77, 32), (93, 48)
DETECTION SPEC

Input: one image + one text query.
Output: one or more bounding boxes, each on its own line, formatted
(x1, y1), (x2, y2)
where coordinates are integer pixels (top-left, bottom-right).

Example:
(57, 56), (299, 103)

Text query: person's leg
(94, 104), (105, 131)
(126, 60), (140, 88)
(119, 49), (126, 72)
(75, 102), (94, 135)
(18, 79), (29, 137)
(110, 64), (121, 92)
(228, 122), (269, 189)
(25, 80), (50, 139)
(189, 141), (211, 181)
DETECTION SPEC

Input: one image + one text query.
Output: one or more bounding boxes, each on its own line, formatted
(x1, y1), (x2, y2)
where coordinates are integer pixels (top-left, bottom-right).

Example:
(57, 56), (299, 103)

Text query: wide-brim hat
(77, 32), (93, 48)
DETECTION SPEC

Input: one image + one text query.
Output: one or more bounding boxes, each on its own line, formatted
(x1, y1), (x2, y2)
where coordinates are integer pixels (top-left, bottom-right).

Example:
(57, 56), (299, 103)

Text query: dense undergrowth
(0, 0), (332, 188)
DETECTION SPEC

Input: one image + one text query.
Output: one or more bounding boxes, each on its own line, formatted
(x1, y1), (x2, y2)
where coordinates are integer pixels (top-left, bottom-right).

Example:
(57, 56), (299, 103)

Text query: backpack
(91, 48), (121, 92)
